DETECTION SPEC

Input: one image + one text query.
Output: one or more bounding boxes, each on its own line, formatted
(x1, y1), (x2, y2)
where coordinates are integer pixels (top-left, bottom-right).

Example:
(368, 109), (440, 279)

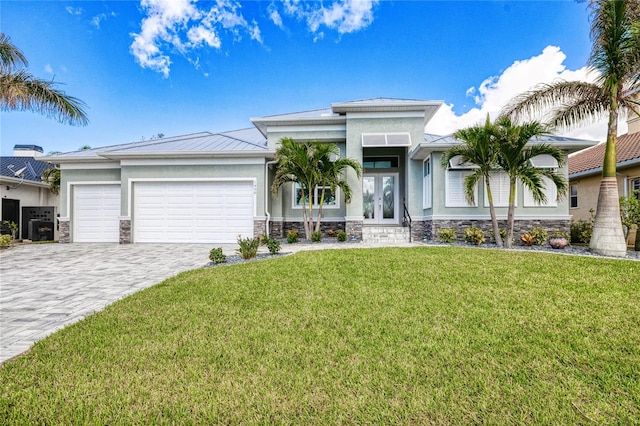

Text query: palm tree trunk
(485, 182), (503, 247)
(589, 95), (627, 257)
(315, 187), (325, 233)
(506, 178), (517, 248)
(300, 187), (311, 240)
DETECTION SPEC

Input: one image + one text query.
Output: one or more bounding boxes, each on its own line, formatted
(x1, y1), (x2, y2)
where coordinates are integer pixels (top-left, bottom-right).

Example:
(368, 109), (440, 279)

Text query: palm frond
(0, 71), (89, 126)
(0, 33), (28, 72)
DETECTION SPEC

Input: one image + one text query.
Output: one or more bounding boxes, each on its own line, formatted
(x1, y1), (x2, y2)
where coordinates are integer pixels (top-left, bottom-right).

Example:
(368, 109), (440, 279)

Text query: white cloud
(65, 6), (83, 15)
(44, 64), (53, 74)
(130, 0), (263, 77)
(425, 46), (619, 142)
(91, 12), (117, 29)
(276, 0), (378, 35)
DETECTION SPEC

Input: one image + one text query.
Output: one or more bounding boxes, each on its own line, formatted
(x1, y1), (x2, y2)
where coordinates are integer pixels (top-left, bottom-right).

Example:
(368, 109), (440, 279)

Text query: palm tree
(493, 117), (568, 247)
(0, 33), (88, 125)
(272, 138), (361, 240)
(41, 166), (60, 195)
(315, 148), (362, 233)
(501, 0), (640, 257)
(441, 115), (504, 247)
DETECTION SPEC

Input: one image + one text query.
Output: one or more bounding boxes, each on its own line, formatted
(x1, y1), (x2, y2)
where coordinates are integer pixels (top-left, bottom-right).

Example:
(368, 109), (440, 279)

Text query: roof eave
(570, 157), (640, 178)
(99, 150), (275, 160)
(0, 175), (48, 187)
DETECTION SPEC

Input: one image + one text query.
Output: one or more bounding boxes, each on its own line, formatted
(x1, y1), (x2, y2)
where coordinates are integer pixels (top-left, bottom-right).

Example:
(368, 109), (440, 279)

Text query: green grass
(1, 247), (639, 424)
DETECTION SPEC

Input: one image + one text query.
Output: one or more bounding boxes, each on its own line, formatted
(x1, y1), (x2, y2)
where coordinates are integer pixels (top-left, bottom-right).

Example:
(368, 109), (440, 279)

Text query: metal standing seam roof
(569, 132), (640, 175)
(44, 128), (268, 161)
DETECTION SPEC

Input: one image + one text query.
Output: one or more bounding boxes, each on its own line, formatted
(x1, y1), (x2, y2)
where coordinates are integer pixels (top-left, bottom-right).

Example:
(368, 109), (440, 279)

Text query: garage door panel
(134, 181), (254, 243)
(74, 185), (121, 243)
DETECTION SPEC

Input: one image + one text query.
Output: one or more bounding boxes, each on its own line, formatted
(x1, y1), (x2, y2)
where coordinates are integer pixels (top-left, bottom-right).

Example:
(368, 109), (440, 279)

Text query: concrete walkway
(0, 241), (418, 365)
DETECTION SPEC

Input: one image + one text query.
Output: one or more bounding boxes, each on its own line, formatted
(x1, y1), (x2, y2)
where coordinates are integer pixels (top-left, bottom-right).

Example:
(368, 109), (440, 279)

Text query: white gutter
(265, 159), (278, 235)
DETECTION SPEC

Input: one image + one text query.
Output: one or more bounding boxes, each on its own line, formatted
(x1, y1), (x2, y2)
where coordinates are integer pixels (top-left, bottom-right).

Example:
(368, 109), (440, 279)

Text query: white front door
(363, 173), (399, 224)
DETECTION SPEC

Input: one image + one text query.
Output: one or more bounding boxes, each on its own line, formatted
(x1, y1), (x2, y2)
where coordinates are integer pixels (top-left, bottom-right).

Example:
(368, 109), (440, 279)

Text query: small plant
(208, 247), (227, 264)
(265, 237), (281, 255)
(286, 230), (299, 244)
(2, 220), (18, 240)
(236, 235), (260, 259)
(519, 232), (536, 246)
(438, 228), (457, 243)
(549, 231), (570, 249)
(570, 209), (595, 244)
(327, 229), (337, 237)
(337, 230), (347, 242)
(464, 226), (485, 245)
(259, 233), (270, 245)
(529, 227), (548, 246)
(0, 234), (11, 247)
(311, 230), (322, 242)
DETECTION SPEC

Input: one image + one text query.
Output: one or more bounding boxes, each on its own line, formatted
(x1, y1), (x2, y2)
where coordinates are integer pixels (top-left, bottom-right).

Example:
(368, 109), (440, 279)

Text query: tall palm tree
(493, 117), (568, 247)
(272, 138), (361, 240)
(315, 147), (362, 233)
(0, 33), (88, 125)
(441, 115), (504, 247)
(501, 0), (640, 257)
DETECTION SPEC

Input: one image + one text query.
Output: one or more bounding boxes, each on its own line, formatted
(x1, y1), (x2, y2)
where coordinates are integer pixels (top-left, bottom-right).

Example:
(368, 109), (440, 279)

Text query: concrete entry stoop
(362, 226), (411, 244)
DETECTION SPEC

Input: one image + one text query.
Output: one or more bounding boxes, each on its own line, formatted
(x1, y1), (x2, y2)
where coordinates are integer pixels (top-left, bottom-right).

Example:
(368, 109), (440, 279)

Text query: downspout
(265, 159), (277, 235)
(617, 172), (629, 197)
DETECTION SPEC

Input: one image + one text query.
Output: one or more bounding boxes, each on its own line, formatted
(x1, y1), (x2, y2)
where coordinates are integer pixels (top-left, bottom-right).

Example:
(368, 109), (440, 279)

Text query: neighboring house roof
(44, 128), (269, 163)
(569, 132), (640, 178)
(0, 156), (53, 184)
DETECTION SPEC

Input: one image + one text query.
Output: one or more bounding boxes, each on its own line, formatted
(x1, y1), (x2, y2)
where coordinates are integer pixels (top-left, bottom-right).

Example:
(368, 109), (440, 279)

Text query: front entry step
(362, 226), (411, 244)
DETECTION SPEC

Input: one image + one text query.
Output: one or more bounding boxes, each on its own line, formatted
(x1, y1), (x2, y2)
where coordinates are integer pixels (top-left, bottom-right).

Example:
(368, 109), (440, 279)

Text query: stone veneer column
(345, 219), (363, 241)
(119, 217), (131, 244)
(58, 217), (70, 243)
(269, 220), (284, 239)
(253, 219), (266, 238)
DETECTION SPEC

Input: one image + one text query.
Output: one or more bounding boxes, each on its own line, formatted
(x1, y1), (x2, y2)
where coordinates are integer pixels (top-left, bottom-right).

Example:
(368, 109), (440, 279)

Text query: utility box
(28, 220), (54, 241)
(21, 207), (54, 239)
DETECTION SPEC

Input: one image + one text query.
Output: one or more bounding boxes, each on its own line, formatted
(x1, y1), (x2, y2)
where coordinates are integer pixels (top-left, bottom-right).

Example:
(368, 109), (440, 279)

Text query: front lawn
(1, 247), (638, 424)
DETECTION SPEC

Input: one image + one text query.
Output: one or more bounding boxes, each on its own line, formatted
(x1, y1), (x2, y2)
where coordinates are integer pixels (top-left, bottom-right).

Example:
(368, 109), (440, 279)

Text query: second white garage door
(133, 181), (254, 243)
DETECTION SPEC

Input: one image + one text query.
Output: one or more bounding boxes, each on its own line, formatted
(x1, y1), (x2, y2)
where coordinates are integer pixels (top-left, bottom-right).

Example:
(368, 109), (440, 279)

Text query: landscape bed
(1, 247), (638, 424)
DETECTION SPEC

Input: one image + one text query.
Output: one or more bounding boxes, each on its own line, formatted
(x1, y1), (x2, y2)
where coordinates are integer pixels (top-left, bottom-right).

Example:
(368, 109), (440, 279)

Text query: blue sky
(1, 0), (598, 155)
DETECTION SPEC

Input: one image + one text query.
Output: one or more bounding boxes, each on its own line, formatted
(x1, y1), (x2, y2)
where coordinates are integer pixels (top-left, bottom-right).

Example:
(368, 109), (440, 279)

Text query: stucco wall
(569, 164), (640, 222)
(59, 167), (121, 217)
(429, 152), (571, 219)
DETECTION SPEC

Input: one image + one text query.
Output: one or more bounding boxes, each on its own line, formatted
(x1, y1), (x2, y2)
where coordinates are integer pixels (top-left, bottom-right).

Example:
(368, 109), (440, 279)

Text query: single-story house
(1, 145), (59, 240)
(45, 98), (596, 244)
(569, 117), (640, 223)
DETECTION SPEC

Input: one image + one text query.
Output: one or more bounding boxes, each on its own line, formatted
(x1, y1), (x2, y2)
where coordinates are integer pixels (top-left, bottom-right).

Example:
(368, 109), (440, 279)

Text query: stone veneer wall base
(119, 219), (131, 244)
(58, 218), (70, 244)
(424, 219), (571, 242)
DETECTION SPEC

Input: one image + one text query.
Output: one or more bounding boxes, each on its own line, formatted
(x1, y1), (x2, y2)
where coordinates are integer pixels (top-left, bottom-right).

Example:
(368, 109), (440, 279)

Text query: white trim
(120, 158), (266, 166)
(60, 162), (120, 170)
(128, 177), (257, 217)
(67, 181), (121, 222)
(423, 214), (572, 220)
(344, 216), (365, 222)
(282, 217), (346, 222)
(348, 111), (425, 119)
(268, 124), (346, 133)
(423, 158), (432, 209)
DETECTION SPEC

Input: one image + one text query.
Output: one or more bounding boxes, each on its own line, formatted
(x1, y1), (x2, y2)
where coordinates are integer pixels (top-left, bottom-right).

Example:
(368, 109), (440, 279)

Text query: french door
(363, 173), (399, 225)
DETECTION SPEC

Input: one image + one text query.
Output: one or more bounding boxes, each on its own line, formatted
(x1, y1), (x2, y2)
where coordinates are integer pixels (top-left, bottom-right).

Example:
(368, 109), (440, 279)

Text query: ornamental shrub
(438, 228), (457, 243)
(519, 232), (536, 246)
(464, 226), (485, 245)
(311, 230), (322, 242)
(209, 247), (227, 264)
(265, 237), (281, 255)
(236, 236), (260, 259)
(529, 227), (548, 246)
(337, 230), (347, 242)
(286, 230), (299, 244)
(570, 220), (592, 244)
(0, 234), (11, 247)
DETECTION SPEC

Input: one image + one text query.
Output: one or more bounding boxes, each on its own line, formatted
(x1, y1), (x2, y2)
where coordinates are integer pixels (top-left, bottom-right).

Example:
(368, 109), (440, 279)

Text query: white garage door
(133, 181), (254, 243)
(73, 184), (121, 242)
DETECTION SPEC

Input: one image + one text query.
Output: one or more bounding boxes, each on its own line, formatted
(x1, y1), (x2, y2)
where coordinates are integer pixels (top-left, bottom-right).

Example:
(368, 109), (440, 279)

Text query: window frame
(570, 184), (578, 208)
(632, 178), (640, 200)
(292, 183), (340, 209)
(423, 158), (432, 209)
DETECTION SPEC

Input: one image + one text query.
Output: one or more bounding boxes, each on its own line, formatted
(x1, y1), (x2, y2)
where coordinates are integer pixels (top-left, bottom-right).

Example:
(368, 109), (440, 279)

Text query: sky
(0, 0), (612, 156)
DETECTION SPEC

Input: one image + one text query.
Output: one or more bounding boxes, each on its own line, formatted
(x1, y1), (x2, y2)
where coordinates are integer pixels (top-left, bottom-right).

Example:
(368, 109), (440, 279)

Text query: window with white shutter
(524, 176), (557, 207)
(446, 170), (476, 207)
(485, 172), (512, 207)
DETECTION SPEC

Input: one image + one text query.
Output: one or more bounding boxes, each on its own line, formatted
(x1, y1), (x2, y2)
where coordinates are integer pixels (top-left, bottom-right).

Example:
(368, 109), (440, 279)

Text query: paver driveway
(0, 243), (213, 364)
